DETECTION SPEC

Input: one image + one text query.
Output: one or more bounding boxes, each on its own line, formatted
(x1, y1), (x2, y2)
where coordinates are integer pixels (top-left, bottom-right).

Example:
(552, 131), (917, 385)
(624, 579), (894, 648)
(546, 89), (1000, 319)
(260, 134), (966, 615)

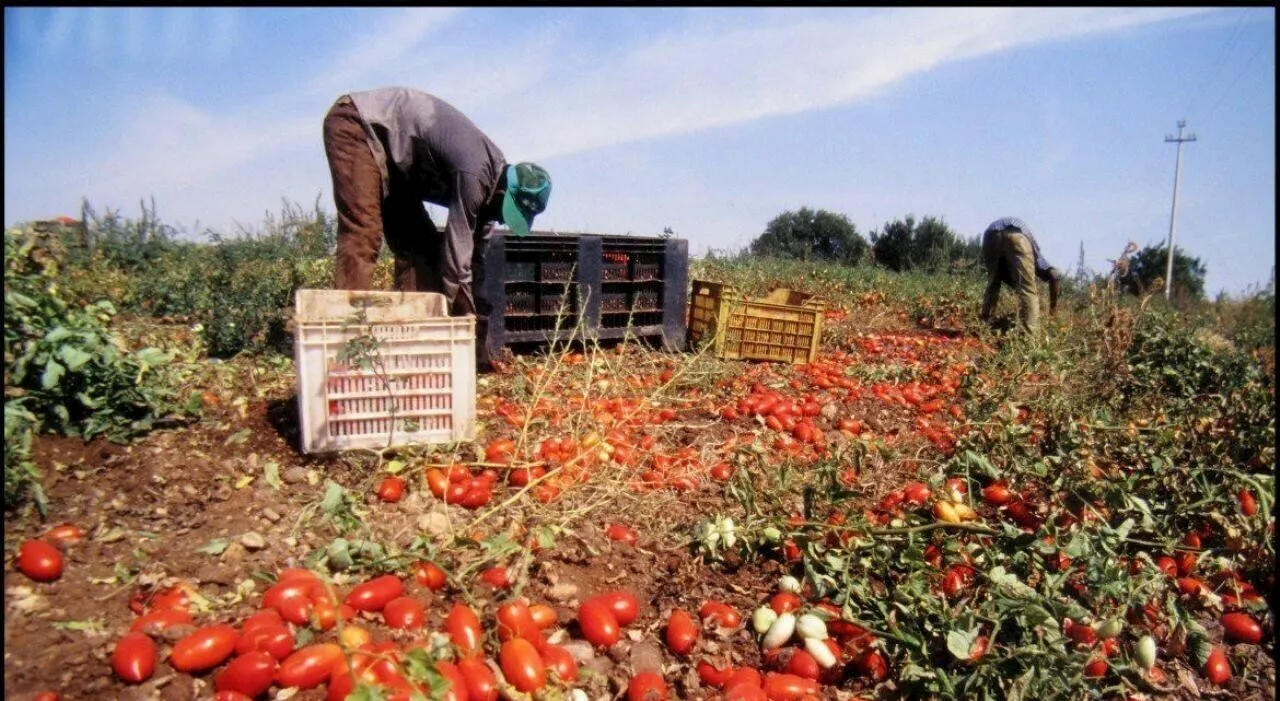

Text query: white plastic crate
(294, 289), (476, 454)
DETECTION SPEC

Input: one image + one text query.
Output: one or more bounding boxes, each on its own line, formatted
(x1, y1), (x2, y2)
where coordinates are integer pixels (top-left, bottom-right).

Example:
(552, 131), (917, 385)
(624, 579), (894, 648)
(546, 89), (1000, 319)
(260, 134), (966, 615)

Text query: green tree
(1123, 243), (1208, 301)
(869, 215), (975, 272)
(749, 208), (868, 264)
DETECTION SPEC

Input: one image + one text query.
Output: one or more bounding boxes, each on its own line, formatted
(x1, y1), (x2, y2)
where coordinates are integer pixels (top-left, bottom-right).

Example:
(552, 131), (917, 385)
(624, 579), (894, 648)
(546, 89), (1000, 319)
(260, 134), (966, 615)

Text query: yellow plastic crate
(294, 290), (476, 454)
(687, 280), (825, 364)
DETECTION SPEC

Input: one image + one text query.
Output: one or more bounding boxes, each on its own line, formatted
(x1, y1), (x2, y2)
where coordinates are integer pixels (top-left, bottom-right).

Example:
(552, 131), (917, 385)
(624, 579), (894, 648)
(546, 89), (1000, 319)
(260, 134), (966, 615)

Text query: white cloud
(483, 7), (1220, 161)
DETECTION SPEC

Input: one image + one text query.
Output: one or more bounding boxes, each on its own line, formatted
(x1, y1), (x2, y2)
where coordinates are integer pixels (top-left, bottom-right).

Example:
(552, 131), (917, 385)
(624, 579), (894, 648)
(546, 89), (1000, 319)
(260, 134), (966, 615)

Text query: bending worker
(979, 216), (1061, 332)
(323, 86), (552, 371)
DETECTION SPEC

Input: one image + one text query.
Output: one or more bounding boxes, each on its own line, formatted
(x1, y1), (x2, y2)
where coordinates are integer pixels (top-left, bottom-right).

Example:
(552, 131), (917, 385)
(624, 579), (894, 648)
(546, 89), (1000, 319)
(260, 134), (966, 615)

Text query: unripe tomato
(111, 632), (157, 683)
(500, 638), (547, 692)
(170, 624), (238, 672)
(16, 540), (64, 582)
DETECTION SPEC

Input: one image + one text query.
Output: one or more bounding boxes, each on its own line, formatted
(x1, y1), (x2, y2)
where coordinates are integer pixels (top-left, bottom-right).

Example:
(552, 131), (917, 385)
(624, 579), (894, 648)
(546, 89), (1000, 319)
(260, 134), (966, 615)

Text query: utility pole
(1163, 119), (1196, 300)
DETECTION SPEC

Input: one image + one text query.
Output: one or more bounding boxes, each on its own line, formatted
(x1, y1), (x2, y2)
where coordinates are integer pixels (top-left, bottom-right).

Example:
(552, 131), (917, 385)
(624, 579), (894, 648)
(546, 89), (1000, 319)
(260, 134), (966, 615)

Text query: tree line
(747, 207), (1208, 300)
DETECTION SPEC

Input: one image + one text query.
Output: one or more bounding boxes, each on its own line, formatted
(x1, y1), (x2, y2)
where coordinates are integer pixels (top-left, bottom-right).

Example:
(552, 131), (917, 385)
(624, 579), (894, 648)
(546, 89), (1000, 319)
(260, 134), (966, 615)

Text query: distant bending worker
(979, 217), (1061, 332)
(322, 86), (551, 371)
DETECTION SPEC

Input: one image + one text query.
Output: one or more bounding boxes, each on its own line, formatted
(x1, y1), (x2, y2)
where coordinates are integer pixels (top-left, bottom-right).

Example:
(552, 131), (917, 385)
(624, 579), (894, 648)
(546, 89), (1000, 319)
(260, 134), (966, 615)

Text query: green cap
(501, 162), (551, 237)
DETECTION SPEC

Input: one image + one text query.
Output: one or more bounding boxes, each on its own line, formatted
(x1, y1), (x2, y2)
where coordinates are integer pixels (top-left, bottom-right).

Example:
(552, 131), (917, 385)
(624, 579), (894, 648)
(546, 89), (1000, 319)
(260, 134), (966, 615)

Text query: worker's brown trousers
(322, 95), (494, 368)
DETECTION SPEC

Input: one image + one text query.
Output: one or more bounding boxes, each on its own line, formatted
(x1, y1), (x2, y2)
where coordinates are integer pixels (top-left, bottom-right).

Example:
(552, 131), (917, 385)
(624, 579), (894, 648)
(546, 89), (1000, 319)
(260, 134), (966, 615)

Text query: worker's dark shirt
(348, 87), (507, 245)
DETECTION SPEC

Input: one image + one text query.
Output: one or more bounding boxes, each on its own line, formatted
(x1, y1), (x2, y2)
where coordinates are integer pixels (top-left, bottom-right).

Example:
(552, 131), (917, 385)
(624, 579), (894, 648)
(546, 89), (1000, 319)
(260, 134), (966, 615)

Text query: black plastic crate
(483, 232), (687, 351)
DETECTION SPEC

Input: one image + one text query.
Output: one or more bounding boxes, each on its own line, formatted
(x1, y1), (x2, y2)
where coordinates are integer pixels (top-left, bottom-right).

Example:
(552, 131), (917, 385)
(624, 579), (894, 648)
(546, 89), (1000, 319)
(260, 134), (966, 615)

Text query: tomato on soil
(215, 650), (277, 698)
(500, 638), (547, 693)
(628, 671), (669, 701)
(170, 623), (238, 673)
(458, 656), (499, 701)
(375, 476), (406, 502)
(446, 602), (484, 657)
(16, 540), (64, 582)
(344, 574), (403, 612)
(578, 598), (622, 648)
(276, 643), (346, 690)
(112, 632), (157, 683)
(665, 609), (699, 655)
(411, 560), (447, 590)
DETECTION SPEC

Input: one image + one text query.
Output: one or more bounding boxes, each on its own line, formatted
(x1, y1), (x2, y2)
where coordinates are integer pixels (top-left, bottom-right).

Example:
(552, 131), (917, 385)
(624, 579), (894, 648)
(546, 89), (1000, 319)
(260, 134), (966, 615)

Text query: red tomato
(497, 600), (540, 643)
(16, 540), (64, 582)
(1239, 489), (1258, 516)
(480, 566), (511, 589)
(1222, 612), (1264, 645)
(411, 561), (447, 590)
(112, 632), (157, 683)
(130, 608), (193, 635)
(235, 622), (295, 660)
(578, 598), (622, 648)
(1083, 656), (1108, 678)
(240, 608), (285, 633)
(595, 591), (640, 626)
(1203, 646), (1231, 685)
(344, 574), (403, 612)
(275, 643), (346, 690)
(383, 596), (426, 630)
(424, 468), (449, 497)
(446, 602), (484, 657)
(170, 624), (238, 673)
(529, 604), (558, 629)
(699, 601), (742, 629)
(500, 638), (547, 692)
(434, 660), (469, 701)
(762, 672), (820, 701)
(215, 650), (277, 697)
(628, 671), (668, 701)
(376, 476), (406, 502)
(539, 643), (579, 683)
(902, 481), (932, 505)
(32, 693), (59, 701)
(782, 649), (820, 680)
(726, 667), (764, 690)
(982, 483), (1011, 506)
(605, 524), (638, 545)
(853, 649), (889, 680)
(769, 591), (802, 615)
(665, 609), (699, 656)
(1155, 556), (1178, 578)
(457, 656), (498, 701)
(725, 682), (769, 701)
(45, 523), (86, 546)
(486, 438), (517, 464)
(696, 661), (736, 688)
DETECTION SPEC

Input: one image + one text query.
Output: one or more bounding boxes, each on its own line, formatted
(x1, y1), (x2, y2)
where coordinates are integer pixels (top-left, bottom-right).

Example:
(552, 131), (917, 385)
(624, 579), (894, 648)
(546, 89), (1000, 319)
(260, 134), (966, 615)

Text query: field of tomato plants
(3, 216), (1276, 701)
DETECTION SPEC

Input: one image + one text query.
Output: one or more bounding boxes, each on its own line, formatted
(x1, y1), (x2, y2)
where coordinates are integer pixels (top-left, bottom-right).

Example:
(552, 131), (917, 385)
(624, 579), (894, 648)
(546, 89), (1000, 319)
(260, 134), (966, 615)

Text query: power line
(1183, 9), (1251, 119)
(1200, 36), (1269, 122)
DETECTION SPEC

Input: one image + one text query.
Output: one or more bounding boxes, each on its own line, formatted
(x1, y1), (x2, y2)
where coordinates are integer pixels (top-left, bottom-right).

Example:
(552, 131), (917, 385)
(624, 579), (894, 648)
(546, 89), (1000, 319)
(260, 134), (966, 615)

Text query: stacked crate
(483, 233), (688, 351)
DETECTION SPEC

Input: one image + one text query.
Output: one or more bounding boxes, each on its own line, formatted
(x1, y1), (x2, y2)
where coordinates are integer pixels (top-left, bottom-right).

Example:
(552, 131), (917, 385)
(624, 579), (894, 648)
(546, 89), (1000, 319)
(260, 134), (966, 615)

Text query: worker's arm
(1048, 269), (1061, 316)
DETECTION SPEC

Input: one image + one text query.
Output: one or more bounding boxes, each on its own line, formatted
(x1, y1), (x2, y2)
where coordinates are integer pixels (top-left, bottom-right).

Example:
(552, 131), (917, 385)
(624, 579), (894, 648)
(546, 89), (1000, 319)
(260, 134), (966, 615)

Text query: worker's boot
(475, 315), (495, 374)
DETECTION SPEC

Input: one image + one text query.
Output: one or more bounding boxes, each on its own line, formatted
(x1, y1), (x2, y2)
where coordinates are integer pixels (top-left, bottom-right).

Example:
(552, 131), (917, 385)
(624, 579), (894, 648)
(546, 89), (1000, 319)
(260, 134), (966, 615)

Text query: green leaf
(348, 684), (389, 701)
(57, 344), (93, 371)
(263, 460), (282, 490)
(135, 347), (169, 366)
(225, 428), (251, 446)
(384, 459), (406, 475)
(197, 538), (230, 556)
(947, 628), (980, 660)
(41, 360), (65, 389)
(322, 480), (347, 514)
(402, 647), (451, 697)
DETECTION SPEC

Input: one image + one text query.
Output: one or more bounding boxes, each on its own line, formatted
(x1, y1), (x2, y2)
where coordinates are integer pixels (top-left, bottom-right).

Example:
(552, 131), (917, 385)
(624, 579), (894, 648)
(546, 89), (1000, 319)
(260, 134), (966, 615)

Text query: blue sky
(4, 7), (1275, 296)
